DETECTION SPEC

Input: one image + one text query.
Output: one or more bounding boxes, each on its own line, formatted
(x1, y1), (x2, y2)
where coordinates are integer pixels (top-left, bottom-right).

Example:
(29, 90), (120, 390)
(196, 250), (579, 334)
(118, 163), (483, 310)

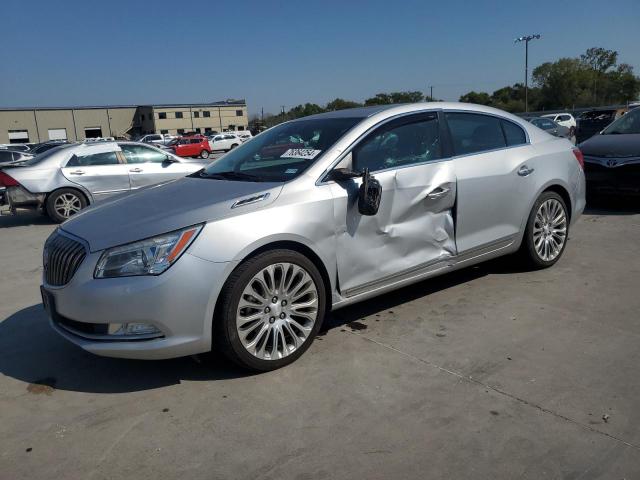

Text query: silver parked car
(40, 103), (586, 371)
(0, 141), (205, 222)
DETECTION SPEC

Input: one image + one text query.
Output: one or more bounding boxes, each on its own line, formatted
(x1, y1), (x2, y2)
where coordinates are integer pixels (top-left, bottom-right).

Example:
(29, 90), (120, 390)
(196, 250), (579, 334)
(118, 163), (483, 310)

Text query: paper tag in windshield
(281, 148), (322, 160)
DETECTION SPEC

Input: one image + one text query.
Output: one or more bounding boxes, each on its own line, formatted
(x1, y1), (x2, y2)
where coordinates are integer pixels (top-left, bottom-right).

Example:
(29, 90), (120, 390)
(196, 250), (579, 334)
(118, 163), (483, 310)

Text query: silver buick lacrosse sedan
(41, 103), (586, 371)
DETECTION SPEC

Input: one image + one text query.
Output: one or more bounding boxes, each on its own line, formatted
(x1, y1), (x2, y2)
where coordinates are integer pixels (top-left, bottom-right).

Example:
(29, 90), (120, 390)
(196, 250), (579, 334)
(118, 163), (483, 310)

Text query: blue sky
(1, 0), (638, 116)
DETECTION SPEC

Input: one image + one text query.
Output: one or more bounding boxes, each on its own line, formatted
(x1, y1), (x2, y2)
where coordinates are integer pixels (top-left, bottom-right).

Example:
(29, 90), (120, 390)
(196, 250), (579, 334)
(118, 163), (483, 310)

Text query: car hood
(61, 176), (284, 252)
(579, 133), (640, 158)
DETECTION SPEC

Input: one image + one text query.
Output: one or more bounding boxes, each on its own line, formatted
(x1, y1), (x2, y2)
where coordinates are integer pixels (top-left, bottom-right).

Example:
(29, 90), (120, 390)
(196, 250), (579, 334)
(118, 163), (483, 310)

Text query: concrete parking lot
(1, 200), (639, 479)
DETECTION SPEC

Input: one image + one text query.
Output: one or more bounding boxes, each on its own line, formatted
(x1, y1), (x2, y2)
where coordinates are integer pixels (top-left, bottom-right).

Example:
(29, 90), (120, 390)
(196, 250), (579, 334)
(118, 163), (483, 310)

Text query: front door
(329, 112), (457, 296)
(61, 146), (130, 199)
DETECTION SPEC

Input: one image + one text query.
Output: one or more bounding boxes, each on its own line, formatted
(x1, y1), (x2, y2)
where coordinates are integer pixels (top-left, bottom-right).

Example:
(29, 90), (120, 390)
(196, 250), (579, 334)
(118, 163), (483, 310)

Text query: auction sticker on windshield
(280, 148), (322, 160)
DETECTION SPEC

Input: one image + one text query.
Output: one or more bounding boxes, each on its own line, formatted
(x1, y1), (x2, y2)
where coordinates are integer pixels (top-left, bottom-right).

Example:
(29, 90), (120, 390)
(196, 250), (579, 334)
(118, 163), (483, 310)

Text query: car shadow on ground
(0, 304), (256, 394)
(1, 256), (523, 394)
(0, 210), (55, 228)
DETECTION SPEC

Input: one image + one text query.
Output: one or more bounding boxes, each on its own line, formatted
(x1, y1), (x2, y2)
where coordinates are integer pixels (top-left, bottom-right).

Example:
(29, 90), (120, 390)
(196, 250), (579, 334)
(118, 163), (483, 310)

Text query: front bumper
(584, 159), (640, 196)
(43, 249), (235, 360)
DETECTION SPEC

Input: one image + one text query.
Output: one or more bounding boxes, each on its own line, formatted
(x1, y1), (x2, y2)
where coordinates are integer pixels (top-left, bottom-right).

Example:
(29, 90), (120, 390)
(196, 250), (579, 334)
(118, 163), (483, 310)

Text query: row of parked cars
(136, 131), (253, 159)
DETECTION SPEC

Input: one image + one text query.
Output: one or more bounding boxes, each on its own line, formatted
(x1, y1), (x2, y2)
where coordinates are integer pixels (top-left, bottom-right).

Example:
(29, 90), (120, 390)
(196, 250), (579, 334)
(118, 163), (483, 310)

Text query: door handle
(129, 168), (143, 173)
(69, 170), (85, 175)
(517, 165), (535, 177)
(426, 187), (450, 199)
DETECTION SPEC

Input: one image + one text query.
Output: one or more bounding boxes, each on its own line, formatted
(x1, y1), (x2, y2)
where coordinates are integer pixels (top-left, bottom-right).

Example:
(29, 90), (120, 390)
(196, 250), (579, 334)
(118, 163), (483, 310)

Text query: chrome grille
(44, 232), (86, 286)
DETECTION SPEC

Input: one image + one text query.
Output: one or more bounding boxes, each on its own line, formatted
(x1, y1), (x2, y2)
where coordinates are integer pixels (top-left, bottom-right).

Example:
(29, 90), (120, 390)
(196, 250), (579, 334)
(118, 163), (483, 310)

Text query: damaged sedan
(40, 103), (586, 371)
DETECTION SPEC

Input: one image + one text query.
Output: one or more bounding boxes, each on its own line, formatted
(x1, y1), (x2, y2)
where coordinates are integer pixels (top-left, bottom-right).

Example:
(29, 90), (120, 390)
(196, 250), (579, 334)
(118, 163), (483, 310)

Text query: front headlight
(94, 224), (203, 278)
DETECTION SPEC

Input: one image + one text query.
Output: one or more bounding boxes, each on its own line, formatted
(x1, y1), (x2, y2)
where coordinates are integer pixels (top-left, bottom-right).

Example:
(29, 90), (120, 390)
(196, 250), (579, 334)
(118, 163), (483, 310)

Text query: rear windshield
(579, 110), (615, 121)
(20, 144), (74, 166)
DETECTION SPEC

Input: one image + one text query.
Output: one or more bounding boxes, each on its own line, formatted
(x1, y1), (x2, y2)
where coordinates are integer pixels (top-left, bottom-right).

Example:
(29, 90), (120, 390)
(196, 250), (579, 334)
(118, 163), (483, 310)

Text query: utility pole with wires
(429, 85), (433, 101)
(514, 34), (541, 112)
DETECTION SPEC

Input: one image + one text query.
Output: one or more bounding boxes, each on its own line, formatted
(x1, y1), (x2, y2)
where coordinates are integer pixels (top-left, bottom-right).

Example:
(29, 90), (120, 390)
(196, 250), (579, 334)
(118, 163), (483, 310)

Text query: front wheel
(214, 249), (326, 371)
(520, 191), (569, 269)
(200, 149), (210, 159)
(46, 188), (87, 223)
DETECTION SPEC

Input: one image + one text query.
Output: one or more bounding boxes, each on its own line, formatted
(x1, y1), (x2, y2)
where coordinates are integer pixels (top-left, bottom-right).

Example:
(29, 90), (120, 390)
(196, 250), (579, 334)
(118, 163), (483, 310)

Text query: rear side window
(67, 151), (119, 167)
(120, 144), (168, 164)
(445, 113), (506, 155)
(501, 120), (527, 146)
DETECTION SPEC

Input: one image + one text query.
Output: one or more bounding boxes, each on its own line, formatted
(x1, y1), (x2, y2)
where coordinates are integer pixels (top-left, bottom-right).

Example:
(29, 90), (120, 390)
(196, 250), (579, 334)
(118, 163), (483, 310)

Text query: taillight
(0, 171), (19, 187)
(572, 148), (584, 170)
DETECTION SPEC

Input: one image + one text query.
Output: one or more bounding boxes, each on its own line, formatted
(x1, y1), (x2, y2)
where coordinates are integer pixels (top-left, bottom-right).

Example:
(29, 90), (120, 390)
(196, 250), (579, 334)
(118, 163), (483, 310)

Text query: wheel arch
(213, 239), (334, 324)
(542, 184), (572, 223)
(44, 185), (91, 207)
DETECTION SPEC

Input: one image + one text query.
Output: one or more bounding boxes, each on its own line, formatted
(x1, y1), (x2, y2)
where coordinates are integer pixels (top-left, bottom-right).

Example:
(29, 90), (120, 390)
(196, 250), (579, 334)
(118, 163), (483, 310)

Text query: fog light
(108, 322), (162, 337)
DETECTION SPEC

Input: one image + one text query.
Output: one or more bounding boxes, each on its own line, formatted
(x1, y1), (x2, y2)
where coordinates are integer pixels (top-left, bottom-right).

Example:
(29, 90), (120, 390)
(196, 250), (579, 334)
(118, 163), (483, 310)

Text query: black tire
(213, 249), (326, 371)
(519, 191), (569, 269)
(200, 149), (210, 159)
(45, 188), (88, 223)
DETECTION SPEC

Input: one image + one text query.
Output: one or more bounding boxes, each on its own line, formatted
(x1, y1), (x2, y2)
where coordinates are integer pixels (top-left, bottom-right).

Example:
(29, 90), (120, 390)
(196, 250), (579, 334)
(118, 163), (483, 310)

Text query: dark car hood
(61, 176), (284, 252)
(579, 133), (640, 158)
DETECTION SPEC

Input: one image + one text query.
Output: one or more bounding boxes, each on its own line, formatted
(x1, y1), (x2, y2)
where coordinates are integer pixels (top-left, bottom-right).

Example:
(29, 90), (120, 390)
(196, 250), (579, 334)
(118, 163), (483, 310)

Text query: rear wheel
(46, 188), (87, 223)
(520, 191), (569, 268)
(214, 249), (326, 371)
(200, 149), (210, 159)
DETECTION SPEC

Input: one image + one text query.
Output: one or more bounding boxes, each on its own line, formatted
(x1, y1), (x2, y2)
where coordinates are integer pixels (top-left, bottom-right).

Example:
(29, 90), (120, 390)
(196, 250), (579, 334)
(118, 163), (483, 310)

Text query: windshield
(20, 144), (74, 166)
(197, 117), (361, 182)
(602, 108), (640, 135)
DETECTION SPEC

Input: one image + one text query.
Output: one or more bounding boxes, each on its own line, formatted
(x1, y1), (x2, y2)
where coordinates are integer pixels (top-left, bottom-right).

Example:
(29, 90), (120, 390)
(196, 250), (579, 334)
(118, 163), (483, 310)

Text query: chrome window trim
(316, 108), (532, 185)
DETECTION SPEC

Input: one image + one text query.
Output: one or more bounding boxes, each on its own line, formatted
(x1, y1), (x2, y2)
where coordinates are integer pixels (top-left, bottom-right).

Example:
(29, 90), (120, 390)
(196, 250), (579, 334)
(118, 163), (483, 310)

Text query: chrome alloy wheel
(54, 193), (82, 219)
(236, 263), (319, 360)
(533, 198), (567, 262)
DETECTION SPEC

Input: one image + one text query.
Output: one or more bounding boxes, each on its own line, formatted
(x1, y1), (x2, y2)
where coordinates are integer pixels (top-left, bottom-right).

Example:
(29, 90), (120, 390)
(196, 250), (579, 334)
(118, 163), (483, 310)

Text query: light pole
(515, 34), (541, 112)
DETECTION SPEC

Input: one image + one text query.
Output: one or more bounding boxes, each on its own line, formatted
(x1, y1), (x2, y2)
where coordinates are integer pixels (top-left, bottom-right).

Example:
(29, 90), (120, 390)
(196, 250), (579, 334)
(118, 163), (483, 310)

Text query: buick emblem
(606, 159), (618, 168)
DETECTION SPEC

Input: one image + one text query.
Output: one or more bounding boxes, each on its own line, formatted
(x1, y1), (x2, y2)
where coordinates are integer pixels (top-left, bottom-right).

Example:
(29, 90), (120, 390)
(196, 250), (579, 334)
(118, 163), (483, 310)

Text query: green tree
(325, 98), (362, 111)
(459, 91), (492, 105)
(364, 91), (424, 105)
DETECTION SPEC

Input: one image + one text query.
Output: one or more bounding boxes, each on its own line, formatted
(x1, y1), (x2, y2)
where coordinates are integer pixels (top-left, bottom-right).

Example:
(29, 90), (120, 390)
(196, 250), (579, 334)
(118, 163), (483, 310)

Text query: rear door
(330, 112), (457, 295)
(120, 144), (193, 189)
(447, 112), (534, 253)
(61, 145), (130, 199)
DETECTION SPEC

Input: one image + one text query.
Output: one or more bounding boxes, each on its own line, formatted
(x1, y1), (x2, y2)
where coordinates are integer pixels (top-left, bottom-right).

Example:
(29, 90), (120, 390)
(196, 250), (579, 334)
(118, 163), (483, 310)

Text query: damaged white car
(41, 103), (585, 371)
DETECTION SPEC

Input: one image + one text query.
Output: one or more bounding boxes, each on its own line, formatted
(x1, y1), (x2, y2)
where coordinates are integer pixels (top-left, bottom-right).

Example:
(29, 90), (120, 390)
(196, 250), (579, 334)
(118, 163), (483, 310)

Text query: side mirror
(358, 168), (381, 216)
(326, 167), (362, 182)
(163, 155), (178, 163)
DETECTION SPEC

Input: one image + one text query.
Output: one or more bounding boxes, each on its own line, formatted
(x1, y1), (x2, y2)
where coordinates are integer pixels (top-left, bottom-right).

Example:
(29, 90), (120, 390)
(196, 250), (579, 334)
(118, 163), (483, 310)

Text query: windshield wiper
(199, 171), (263, 182)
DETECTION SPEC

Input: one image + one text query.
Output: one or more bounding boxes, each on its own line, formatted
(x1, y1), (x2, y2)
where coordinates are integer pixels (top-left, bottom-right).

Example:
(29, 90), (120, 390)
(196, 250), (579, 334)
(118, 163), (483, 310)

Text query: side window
(66, 150), (119, 167)
(190, 138), (201, 144)
(120, 144), (168, 164)
(224, 134), (236, 139)
(501, 120), (527, 146)
(352, 113), (441, 172)
(445, 112), (506, 155)
(214, 135), (224, 141)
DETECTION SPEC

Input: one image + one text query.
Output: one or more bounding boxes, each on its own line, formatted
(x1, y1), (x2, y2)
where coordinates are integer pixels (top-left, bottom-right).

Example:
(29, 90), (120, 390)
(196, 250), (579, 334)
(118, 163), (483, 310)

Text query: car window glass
(214, 136), (224, 141)
(120, 144), (168, 164)
(178, 139), (189, 145)
(224, 135), (235, 139)
(446, 113), (506, 155)
(501, 120), (527, 146)
(66, 150), (119, 167)
(190, 138), (201, 144)
(602, 108), (640, 134)
(352, 114), (441, 172)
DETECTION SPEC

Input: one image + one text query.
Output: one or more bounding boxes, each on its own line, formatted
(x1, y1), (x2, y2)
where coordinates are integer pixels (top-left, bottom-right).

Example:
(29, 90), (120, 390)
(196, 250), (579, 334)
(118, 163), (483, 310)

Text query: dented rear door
(329, 112), (457, 296)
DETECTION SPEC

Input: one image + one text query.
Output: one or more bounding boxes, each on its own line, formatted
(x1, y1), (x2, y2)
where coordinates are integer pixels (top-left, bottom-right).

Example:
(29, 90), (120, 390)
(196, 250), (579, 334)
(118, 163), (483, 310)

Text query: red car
(168, 135), (211, 159)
